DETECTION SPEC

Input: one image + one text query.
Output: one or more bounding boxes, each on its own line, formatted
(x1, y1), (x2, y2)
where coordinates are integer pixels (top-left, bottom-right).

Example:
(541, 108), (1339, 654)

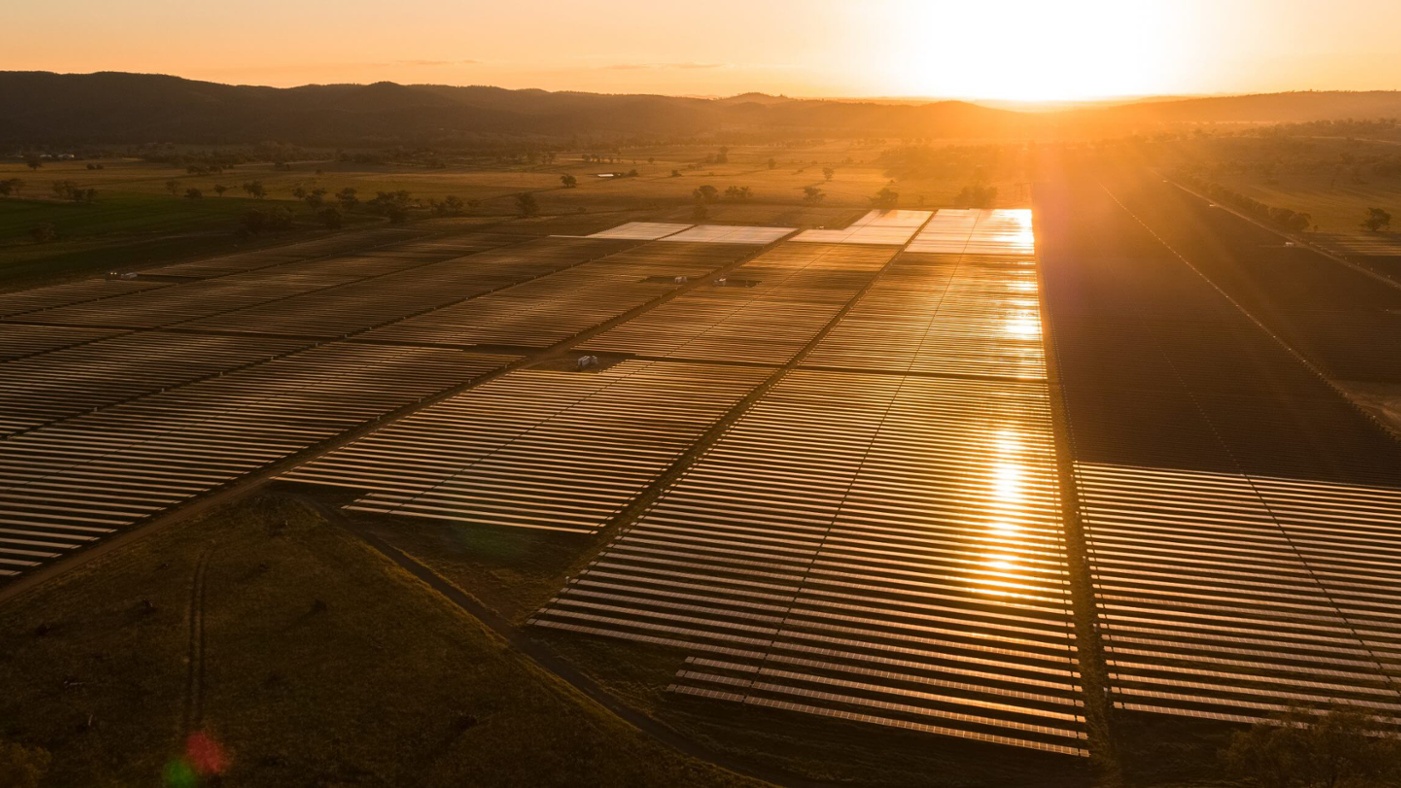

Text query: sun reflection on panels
(534, 370), (1085, 754)
(804, 210), (1047, 381)
(533, 208), (1087, 755)
(1004, 314), (1042, 339)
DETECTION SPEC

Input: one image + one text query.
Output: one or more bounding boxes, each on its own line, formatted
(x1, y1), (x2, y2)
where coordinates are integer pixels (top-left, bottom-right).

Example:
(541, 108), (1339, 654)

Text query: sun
(861, 0), (1182, 102)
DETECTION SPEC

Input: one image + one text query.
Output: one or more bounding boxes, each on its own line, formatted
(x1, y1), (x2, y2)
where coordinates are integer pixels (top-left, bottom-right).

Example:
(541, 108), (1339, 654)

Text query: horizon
(15, 68), (1401, 109)
(9, 0), (1401, 101)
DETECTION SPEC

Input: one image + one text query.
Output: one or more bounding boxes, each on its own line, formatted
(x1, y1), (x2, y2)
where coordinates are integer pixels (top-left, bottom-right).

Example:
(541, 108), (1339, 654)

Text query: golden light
(863, 1), (1183, 101)
(1004, 314), (1042, 339)
(992, 462), (1022, 503)
(988, 520), (1021, 536)
(994, 430), (1023, 456)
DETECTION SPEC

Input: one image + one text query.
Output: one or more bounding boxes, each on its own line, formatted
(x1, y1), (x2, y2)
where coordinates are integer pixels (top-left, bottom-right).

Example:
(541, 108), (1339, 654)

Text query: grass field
(0, 141), (1027, 291)
(1159, 135), (1401, 238)
(0, 493), (766, 787)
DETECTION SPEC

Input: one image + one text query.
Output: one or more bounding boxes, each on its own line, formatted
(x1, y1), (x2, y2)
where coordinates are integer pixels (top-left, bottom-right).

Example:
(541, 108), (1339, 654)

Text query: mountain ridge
(3, 71), (1401, 146)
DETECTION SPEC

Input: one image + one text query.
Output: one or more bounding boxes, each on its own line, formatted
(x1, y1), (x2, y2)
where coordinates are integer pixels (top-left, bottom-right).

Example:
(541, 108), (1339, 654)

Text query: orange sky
(7, 0), (1401, 100)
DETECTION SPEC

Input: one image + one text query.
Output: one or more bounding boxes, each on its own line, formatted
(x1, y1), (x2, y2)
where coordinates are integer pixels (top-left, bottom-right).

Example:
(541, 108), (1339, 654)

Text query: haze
(9, 0), (1401, 100)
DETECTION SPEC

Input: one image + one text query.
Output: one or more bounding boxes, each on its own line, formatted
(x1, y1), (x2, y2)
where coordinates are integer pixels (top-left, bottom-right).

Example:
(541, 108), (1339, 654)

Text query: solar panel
(659, 225), (796, 245)
(793, 210), (933, 246)
(585, 222), (694, 240)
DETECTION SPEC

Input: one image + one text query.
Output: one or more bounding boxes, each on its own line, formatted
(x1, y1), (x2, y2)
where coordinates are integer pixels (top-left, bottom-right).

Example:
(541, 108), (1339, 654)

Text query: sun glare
(866, 0), (1182, 101)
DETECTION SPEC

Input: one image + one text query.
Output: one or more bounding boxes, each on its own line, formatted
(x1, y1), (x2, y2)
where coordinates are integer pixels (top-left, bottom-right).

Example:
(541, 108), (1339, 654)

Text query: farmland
(0, 141), (1026, 291)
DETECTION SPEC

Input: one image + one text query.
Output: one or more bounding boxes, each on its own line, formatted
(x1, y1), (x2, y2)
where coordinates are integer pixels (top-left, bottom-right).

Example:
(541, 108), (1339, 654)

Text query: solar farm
(4, 191), (1401, 771)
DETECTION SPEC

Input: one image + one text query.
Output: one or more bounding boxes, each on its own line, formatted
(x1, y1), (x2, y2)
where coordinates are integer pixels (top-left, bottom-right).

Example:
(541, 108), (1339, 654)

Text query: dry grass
(0, 493), (767, 787)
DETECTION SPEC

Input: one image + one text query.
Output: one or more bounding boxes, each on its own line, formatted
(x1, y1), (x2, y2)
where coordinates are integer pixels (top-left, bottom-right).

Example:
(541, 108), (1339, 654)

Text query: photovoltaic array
(7, 192), (1400, 759)
(533, 209), (1092, 755)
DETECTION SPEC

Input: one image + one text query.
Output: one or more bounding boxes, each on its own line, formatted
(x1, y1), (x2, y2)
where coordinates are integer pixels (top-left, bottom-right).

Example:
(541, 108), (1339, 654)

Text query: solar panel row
(586, 222), (694, 240)
(802, 253), (1044, 380)
(138, 227), (423, 278)
(0, 345), (510, 578)
(794, 210), (933, 246)
(580, 243), (895, 365)
(283, 361), (769, 533)
(178, 238), (634, 338)
(361, 242), (754, 349)
(660, 225), (796, 245)
(0, 324), (126, 362)
(0, 279), (168, 320)
(1077, 462), (1401, 725)
(0, 332), (309, 436)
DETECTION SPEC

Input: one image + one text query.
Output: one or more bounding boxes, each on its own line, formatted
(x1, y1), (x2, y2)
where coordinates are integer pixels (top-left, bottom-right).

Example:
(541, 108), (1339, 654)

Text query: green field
(0, 494), (766, 787)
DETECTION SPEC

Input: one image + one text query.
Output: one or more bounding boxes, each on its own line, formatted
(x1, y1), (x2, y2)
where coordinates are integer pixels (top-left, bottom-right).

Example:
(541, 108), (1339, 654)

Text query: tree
(291, 185), (308, 200)
(0, 740), (51, 788)
(724, 185), (752, 201)
(51, 181), (95, 204)
(0, 178), (23, 196)
(955, 184), (997, 209)
(1223, 706), (1400, 788)
(303, 188), (327, 208)
(337, 187), (359, 210)
(24, 155), (41, 171)
(693, 184), (720, 203)
(317, 206), (343, 229)
(670, 169), (682, 178)
(802, 185), (826, 205)
(365, 190), (412, 222)
(241, 180), (266, 200)
(1362, 207), (1392, 232)
(515, 192), (539, 217)
(433, 195), (465, 217)
(823, 167), (835, 182)
(870, 187), (899, 208)
(213, 184), (228, 198)
(185, 188), (203, 200)
(166, 179), (180, 197)
(560, 174), (578, 188)
(241, 206), (295, 234)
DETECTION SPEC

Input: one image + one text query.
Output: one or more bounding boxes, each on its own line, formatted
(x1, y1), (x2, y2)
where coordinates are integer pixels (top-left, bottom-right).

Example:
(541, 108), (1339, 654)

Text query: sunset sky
(8, 0), (1401, 101)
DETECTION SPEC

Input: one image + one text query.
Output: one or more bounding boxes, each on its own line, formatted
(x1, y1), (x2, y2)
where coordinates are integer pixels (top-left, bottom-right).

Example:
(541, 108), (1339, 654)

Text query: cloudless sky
(6, 0), (1401, 101)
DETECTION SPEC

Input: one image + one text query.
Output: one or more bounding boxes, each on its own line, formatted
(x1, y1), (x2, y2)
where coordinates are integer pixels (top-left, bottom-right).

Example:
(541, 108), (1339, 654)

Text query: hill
(4, 72), (1401, 147)
(0, 71), (1019, 146)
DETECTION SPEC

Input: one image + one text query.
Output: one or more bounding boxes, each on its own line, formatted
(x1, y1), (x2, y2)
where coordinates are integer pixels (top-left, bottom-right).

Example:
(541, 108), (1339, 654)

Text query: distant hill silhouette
(2, 72), (1400, 146)
(0, 71), (1017, 145)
